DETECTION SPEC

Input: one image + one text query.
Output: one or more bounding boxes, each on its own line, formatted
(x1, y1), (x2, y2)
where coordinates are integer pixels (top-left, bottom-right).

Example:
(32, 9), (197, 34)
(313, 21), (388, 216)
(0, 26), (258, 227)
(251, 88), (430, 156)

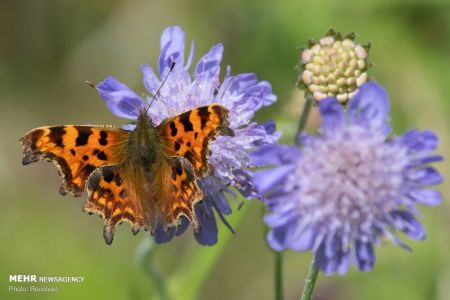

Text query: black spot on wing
(184, 151), (194, 164)
(211, 105), (224, 116)
(97, 151), (107, 161)
(179, 111), (194, 132)
(83, 164), (96, 178)
(174, 141), (181, 151)
(26, 129), (45, 152)
(174, 160), (183, 176)
(48, 126), (66, 148)
(87, 168), (101, 190)
(197, 106), (210, 129)
(103, 170), (114, 183)
(75, 126), (93, 146)
(99, 131), (108, 146)
(170, 122), (178, 136)
(56, 138), (64, 148)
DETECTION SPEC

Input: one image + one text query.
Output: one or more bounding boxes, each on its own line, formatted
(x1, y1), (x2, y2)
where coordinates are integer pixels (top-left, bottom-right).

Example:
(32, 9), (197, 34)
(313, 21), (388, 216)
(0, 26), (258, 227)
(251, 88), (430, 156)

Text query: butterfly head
(137, 108), (156, 127)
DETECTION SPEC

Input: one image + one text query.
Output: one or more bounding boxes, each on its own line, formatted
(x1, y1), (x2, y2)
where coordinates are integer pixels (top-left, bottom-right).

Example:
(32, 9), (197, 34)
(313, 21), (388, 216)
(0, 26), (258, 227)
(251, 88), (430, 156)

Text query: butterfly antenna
(145, 61), (176, 114)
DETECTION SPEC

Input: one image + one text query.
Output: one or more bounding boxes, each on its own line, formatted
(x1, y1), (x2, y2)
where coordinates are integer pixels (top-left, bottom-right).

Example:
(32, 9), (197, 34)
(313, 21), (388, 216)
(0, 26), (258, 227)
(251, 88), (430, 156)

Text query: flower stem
(136, 238), (170, 300)
(261, 206), (284, 300)
(269, 93), (314, 300)
(296, 94), (313, 144)
(300, 258), (319, 300)
(167, 202), (251, 300)
(296, 93), (318, 300)
(275, 251), (284, 300)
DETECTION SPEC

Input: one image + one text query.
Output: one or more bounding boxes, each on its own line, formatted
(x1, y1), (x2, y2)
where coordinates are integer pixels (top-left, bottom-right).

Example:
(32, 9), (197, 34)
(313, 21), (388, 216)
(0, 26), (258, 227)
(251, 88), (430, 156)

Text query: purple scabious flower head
(253, 81), (443, 274)
(96, 26), (279, 245)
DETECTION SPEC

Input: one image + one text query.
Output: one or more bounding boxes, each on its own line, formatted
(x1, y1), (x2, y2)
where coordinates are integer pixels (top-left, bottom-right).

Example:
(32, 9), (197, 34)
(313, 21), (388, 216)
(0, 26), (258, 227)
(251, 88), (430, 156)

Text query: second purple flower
(253, 82), (443, 274)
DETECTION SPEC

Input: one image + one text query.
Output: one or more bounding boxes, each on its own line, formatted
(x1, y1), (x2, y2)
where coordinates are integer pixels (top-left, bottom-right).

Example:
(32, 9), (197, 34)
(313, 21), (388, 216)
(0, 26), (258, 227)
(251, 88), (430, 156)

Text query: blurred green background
(1, 0), (450, 299)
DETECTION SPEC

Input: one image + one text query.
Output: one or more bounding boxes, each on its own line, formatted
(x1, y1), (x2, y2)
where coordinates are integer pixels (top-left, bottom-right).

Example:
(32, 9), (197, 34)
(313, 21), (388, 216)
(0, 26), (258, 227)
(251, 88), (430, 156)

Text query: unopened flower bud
(298, 30), (370, 104)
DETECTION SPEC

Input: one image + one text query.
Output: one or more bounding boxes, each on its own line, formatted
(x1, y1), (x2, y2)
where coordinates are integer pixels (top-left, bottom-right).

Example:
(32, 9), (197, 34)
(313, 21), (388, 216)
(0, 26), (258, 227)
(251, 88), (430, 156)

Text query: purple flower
(96, 26), (279, 245)
(253, 82), (443, 274)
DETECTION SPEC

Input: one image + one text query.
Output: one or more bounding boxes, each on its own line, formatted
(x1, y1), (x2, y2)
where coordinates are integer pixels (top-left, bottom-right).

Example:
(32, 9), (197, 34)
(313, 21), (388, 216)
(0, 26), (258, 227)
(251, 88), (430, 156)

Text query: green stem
(275, 251), (284, 300)
(136, 238), (170, 300)
(166, 201), (251, 300)
(295, 94), (313, 144)
(268, 93), (314, 300)
(299, 258), (319, 300)
(297, 94), (319, 300)
(261, 204), (284, 300)
(143, 250), (170, 300)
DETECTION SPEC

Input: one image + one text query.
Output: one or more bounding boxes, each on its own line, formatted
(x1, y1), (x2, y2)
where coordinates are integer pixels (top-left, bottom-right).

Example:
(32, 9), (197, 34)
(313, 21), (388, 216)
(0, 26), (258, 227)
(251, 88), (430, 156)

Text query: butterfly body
(20, 105), (233, 244)
(124, 111), (163, 175)
(129, 111), (163, 164)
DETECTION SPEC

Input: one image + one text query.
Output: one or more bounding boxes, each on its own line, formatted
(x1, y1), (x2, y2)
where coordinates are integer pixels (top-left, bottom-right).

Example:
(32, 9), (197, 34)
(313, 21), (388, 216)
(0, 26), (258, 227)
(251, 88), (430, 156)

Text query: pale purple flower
(253, 82), (443, 274)
(96, 26), (279, 245)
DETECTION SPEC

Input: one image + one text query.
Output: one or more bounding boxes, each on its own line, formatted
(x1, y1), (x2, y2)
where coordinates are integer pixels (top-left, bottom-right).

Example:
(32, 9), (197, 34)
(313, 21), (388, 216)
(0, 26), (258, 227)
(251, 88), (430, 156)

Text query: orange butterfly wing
(83, 164), (146, 244)
(83, 157), (202, 244)
(156, 104), (234, 177)
(159, 157), (202, 230)
(20, 125), (129, 196)
(20, 105), (234, 244)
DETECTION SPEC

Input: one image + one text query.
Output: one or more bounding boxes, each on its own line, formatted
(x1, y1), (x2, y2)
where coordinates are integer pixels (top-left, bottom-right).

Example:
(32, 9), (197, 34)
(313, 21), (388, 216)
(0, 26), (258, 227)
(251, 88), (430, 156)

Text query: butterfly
(20, 105), (233, 244)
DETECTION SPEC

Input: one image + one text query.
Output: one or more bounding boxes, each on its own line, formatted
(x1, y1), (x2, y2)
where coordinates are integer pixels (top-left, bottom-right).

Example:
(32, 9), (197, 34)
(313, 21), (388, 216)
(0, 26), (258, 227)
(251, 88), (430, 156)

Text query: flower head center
(297, 126), (407, 236)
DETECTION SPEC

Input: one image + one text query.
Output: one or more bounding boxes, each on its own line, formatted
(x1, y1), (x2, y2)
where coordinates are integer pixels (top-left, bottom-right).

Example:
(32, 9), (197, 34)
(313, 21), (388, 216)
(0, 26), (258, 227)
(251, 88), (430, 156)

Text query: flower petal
(390, 211), (425, 240)
(251, 144), (300, 166)
(252, 165), (295, 194)
(194, 202), (218, 246)
(407, 167), (443, 186)
(408, 189), (442, 206)
(217, 73), (276, 126)
(401, 129), (439, 153)
(185, 40), (195, 70)
(290, 228), (315, 252)
(186, 43), (224, 105)
(97, 77), (145, 119)
(267, 225), (289, 251)
(354, 240), (375, 272)
(195, 43), (223, 80)
(175, 217), (190, 236)
(200, 177), (232, 215)
(158, 26), (186, 76)
(315, 242), (350, 275)
(318, 97), (346, 134)
(154, 223), (176, 243)
(141, 64), (161, 95)
(121, 124), (136, 131)
(348, 81), (390, 134)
